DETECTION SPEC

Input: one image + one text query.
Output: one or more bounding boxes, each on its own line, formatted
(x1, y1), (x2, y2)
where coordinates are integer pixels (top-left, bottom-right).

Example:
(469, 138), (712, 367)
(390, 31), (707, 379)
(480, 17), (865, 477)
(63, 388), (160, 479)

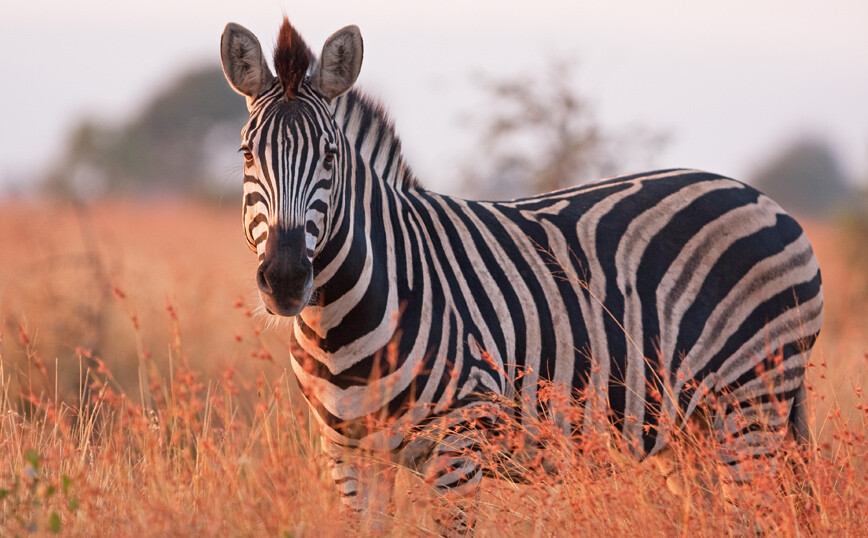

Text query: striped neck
(294, 89), (417, 371)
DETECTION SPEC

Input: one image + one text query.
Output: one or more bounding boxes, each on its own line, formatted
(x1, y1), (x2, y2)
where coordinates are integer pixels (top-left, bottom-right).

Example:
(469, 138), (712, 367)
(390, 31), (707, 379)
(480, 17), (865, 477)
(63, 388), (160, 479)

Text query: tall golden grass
(1, 200), (866, 536)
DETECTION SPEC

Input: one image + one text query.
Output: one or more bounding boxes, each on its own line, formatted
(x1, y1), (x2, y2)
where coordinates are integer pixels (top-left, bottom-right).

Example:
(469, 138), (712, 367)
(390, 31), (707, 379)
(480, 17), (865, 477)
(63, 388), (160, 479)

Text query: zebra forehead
(246, 105), (323, 147)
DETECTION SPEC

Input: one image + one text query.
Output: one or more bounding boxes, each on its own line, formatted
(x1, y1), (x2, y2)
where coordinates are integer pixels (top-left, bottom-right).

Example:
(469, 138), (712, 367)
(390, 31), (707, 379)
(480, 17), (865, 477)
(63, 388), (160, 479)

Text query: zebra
(220, 17), (823, 534)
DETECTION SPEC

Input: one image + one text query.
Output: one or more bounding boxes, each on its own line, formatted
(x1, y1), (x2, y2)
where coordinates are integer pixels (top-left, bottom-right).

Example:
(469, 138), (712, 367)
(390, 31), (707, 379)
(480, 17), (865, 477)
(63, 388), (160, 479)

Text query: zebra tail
(789, 380), (810, 447)
(788, 379), (821, 526)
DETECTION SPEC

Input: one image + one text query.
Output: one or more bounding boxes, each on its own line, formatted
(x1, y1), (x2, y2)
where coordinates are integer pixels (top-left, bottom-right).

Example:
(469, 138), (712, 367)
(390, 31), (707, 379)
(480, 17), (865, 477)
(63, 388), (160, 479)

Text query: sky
(2, 1), (867, 196)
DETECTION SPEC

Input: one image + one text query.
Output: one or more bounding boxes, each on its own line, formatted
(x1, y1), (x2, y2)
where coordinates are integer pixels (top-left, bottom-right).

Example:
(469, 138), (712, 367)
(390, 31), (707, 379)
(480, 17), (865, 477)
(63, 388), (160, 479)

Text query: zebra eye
(241, 148), (254, 166)
(323, 152), (335, 170)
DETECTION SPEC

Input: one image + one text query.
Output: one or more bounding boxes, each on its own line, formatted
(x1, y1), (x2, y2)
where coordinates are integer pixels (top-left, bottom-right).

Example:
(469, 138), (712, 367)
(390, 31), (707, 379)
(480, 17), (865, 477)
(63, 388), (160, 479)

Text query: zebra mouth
(259, 276), (312, 317)
(262, 300), (304, 317)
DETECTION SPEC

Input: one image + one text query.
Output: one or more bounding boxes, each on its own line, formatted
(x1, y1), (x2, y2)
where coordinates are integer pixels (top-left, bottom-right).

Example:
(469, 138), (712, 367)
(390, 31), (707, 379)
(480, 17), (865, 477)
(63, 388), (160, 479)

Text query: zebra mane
(336, 88), (421, 190)
(274, 17), (313, 101)
(272, 18), (418, 190)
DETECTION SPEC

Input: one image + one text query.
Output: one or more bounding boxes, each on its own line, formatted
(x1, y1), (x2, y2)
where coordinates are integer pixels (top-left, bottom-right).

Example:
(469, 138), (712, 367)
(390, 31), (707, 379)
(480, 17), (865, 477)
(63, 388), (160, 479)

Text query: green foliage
(751, 138), (857, 218)
(24, 448), (40, 470)
(49, 511), (61, 533)
(0, 449), (78, 533)
(43, 66), (247, 199)
(836, 209), (868, 298)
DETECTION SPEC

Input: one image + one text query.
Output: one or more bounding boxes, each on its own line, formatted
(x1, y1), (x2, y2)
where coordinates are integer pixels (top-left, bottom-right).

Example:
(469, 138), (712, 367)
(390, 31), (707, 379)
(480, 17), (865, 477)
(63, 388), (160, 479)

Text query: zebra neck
(295, 161), (405, 375)
(292, 90), (427, 373)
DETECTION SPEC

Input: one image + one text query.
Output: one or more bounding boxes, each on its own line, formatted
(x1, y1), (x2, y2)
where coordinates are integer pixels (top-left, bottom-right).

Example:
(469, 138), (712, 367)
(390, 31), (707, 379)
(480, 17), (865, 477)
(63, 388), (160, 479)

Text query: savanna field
(1, 200), (867, 536)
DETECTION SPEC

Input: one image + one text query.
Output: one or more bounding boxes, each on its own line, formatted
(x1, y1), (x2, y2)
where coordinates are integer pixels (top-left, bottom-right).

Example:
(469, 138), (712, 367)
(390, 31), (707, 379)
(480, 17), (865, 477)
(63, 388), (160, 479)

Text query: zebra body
(221, 18), (823, 532)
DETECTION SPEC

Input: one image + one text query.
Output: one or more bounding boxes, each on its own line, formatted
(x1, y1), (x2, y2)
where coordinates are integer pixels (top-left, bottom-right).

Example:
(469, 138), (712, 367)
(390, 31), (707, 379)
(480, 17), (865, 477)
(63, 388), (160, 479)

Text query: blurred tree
(460, 59), (667, 199)
(43, 66), (247, 198)
(751, 138), (857, 218)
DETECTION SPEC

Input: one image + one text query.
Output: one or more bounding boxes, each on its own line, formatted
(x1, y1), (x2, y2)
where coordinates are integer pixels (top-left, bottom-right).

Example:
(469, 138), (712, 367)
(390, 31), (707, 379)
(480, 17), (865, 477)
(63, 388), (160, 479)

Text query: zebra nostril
(257, 265), (272, 294)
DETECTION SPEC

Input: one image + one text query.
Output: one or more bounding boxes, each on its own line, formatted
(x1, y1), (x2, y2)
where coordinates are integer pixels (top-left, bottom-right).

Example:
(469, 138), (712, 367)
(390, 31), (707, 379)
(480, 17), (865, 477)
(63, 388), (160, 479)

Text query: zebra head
(220, 19), (363, 316)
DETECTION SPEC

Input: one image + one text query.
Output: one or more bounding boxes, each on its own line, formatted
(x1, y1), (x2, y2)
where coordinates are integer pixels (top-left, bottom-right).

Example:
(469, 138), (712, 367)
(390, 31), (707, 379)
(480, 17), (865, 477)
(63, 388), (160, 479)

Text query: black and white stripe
(222, 19), (823, 534)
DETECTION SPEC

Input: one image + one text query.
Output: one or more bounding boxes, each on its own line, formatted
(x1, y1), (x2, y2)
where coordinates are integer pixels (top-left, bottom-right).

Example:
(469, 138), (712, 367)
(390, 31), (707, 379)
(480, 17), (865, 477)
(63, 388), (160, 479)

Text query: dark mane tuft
(274, 17), (313, 100)
(340, 89), (420, 190)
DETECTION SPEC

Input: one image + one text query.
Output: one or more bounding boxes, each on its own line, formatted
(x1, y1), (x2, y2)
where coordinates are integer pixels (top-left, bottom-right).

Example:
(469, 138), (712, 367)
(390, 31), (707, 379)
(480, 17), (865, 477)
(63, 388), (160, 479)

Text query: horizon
(2, 1), (867, 195)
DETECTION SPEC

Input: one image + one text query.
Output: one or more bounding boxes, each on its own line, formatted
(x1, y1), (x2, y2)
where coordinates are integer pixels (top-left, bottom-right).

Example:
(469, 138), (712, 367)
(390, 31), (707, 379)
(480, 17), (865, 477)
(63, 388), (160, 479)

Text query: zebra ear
(311, 25), (363, 101)
(221, 23), (275, 110)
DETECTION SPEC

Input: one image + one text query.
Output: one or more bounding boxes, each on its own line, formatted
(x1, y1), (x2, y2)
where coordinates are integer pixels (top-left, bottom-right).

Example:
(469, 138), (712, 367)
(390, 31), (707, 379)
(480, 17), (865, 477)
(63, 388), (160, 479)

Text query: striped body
(221, 19), (822, 533)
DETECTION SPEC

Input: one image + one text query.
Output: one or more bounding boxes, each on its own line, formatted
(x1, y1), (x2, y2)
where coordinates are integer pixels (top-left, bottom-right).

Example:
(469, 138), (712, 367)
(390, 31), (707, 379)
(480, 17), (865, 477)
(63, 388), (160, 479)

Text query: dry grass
(1, 200), (866, 536)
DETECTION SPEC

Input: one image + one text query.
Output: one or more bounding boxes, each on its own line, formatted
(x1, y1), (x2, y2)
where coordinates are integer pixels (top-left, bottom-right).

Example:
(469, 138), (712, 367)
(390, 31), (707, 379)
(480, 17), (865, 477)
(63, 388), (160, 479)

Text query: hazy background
(2, 9), (868, 534)
(2, 1), (867, 204)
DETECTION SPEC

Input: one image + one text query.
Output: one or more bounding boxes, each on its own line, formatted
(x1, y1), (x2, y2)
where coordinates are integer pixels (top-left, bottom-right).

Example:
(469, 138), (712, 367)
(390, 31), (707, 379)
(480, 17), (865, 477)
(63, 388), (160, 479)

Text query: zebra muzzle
(257, 225), (313, 316)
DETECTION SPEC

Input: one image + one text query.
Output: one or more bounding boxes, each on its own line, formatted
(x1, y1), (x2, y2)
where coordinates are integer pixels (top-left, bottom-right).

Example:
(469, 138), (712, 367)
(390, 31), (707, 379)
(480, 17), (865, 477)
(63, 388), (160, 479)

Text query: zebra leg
(710, 376), (804, 533)
(712, 382), (799, 482)
(650, 411), (717, 499)
(652, 447), (688, 497)
(322, 439), (397, 531)
(418, 416), (489, 537)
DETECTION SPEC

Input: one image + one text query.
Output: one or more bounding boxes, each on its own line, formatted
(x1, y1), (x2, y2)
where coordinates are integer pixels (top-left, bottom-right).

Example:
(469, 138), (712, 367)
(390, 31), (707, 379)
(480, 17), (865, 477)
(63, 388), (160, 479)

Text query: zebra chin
(258, 284), (312, 317)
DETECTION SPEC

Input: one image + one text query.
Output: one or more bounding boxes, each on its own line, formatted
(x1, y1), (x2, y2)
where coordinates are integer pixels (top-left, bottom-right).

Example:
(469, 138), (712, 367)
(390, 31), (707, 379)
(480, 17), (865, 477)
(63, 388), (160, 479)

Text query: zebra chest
(286, 316), (518, 440)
